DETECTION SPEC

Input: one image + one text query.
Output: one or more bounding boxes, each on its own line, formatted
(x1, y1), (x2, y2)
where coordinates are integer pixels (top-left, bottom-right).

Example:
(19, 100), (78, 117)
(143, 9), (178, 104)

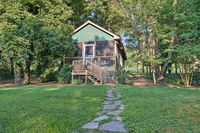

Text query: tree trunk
(10, 58), (14, 79)
(153, 72), (156, 84)
(168, 63), (172, 74)
(142, 63), (145, 73)
(14, 64), (21, 86)
(158, 49), (173, 80)
(24, 60), (31, 84)
(158, 0), (177, 80)
(149, 64), (152, 74)
(175, 62), (178, 74)
(146, 66), (149, 73)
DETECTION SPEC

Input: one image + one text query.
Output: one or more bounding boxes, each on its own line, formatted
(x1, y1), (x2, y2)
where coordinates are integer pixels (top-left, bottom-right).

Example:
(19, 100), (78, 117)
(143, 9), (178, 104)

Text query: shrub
(71, 79), (81, 85)
(116, 67), (128, 84)
(163, 74), (182, 86)
(58, 65), (71, 84)
(39, 69), (58, 82)
(165, 78), (182, 86)
(0, 66), (12, 80)
(125, 79), (134, 85)
(192, 72), (200, 85)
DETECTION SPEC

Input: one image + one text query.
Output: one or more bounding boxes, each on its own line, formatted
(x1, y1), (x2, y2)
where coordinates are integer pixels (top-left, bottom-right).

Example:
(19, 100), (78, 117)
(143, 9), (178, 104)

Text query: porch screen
(75, 43), (82, 56)
(96, 41), (114, 56)
(85, 46), (93, 56)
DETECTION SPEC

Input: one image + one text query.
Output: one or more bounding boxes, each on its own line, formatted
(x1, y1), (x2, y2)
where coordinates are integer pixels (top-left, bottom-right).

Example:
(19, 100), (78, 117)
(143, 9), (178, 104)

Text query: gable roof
(73, 20), (127, 60)
(74, 20), (120, 40)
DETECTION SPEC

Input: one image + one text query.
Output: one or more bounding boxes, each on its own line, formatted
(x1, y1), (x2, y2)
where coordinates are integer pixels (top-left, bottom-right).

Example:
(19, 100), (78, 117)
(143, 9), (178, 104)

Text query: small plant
(58, 65), (71, 84)
(39, 69), (58, 82)
(0, 66), (12, 80)
(116, 66), (128, 84)
(71, 79), (82, 85)
(163, 74), (183, 86)
(125, 79), (134, 85)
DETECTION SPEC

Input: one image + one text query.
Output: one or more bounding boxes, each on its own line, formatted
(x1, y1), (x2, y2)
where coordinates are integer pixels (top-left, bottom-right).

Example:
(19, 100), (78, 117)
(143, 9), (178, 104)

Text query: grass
(117, 85), (200, 133)
(0, 85), (107, 133)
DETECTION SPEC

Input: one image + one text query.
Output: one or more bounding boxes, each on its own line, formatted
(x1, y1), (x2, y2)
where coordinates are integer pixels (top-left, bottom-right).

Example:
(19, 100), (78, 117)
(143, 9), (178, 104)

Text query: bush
(116, 67), (128, 84)
(163, 74), (182, 86)
(58, 65), (71, 84)
(125, 79), (134, 85)
(39, 69), (58, 82)
(71, 79), (82, 85)
(192, 72), (200, 85)
(0, 66), (12, 80)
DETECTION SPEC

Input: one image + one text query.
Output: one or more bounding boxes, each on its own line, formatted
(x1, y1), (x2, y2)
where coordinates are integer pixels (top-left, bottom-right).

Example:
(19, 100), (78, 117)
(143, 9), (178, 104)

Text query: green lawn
(117, 85), (200, 133)
(0, 85), (107, 133)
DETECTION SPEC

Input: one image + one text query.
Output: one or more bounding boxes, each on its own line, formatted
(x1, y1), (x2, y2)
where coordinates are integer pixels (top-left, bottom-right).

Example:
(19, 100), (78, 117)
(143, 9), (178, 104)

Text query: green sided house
(66, 20), (127, 84)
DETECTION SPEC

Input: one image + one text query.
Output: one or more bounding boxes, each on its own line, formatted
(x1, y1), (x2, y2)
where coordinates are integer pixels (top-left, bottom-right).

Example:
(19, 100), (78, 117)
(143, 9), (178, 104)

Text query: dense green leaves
(0, 0), (199, 86)
(121, 0), (200, 86)
(0, 0), (74, 84)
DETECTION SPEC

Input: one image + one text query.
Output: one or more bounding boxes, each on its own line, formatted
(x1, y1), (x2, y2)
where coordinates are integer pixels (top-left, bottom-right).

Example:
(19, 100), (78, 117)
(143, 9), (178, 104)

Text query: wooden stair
(85, 61), (106, 84)
(72, 60), (112, 84)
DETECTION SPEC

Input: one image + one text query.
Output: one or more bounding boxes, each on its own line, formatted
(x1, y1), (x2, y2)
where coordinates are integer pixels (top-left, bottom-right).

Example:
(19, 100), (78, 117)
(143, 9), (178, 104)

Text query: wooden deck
(71, 60), (114, 84)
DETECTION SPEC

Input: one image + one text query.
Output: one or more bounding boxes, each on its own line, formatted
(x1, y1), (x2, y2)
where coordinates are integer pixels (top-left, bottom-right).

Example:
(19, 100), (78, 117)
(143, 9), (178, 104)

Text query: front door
(84, 44), (94, 61)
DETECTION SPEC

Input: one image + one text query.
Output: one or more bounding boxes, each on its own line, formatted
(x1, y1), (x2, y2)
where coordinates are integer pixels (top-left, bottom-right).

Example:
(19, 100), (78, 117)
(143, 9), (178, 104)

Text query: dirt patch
(0, 81), (64, 88)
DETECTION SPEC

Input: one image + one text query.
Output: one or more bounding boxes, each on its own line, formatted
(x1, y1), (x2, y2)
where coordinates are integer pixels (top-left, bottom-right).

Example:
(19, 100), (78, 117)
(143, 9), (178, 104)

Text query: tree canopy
(0, 0), (199, 87)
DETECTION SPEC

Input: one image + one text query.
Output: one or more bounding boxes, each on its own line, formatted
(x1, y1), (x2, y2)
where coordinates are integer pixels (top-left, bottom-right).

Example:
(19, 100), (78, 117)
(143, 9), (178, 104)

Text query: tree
(172, 0), (200, 87)
(0, 0), (74, 85)
(118, 0), (200, 86)
(0, 0), (32, 85)
(0, 25), (31, 85)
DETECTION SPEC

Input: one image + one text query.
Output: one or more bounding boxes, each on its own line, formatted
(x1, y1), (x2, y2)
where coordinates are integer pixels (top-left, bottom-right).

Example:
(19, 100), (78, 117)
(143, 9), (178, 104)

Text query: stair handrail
(85, 60), (106, 83)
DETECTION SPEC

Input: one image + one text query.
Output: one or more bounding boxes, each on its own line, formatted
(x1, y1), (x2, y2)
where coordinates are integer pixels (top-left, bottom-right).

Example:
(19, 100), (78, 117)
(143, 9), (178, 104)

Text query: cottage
(66, 20), (126, 84)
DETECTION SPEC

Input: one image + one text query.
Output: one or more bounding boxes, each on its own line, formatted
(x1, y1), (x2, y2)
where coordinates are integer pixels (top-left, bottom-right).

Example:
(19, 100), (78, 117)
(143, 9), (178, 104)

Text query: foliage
(0, 0), (74, 84)
(0, 66), (12, 80)
(116, 66), (128, 84)
(120, 0), (200, 86)
(58, 65), (71, 84)
(192, 72), (200, 85)
(39, 69), (59, 82)
(163, 74), (182, 86)
(118, 85), (200, 133)
(125, 78), (134, 85)
(0, 0), (200, 87)
(71, 78), (82, 85)
(0, 85), (107, 133)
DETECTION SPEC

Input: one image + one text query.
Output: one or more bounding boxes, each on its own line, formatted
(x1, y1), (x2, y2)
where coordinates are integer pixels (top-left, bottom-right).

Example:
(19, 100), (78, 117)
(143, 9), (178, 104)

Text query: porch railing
(72, 60), (107, 84)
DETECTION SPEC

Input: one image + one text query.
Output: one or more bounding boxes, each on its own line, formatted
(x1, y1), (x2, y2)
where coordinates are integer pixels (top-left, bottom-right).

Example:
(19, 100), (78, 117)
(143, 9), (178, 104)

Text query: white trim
(74, 20), (120, 40)
(83, 43), (95, 61)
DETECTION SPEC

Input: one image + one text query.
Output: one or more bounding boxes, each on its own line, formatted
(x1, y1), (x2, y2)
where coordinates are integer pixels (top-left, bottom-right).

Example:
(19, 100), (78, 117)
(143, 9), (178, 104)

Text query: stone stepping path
(81, 86), (127, 133)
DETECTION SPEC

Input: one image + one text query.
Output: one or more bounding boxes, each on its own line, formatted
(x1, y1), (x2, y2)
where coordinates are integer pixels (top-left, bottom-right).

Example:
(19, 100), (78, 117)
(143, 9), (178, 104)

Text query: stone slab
(82, 122), (99, 129)
(103, 101), (112, 105)
(93, 115), (109, 122)
(103, 104), (117, 111)
(96, 112), (102, 116)
(119, 106), (125, 110)
(112, 117), (122, 122)
(114, 100), (122, 105)
(106, 97), (113, 101)
(107, 110), (123, 115)
(99, 121), (127, 133)
(107, 94), (114, 98)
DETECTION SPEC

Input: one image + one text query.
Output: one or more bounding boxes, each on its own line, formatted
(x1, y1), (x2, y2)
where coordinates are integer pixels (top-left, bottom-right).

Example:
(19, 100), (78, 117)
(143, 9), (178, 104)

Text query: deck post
(85, 69), (88, 84)
(71, 60), (74, 83)
(71, 74), (74, 83)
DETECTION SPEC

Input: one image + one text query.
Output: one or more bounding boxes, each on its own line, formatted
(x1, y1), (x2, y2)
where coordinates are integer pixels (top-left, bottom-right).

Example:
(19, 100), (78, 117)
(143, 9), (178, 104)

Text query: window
(96, 41), (114, 56)
(75, 43), (82, 56)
